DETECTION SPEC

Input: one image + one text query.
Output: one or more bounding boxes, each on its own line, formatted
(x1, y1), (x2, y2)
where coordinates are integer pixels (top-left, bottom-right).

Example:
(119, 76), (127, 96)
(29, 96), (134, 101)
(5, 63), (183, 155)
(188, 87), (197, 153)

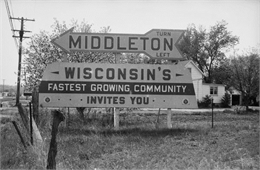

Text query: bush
(198, 95), (212, 108)
(221, 93), (231, 108)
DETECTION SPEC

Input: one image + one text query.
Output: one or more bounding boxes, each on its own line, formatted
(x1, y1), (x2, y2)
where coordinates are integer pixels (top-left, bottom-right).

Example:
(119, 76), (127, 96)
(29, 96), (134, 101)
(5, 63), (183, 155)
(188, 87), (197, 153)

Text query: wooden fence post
(12, 121), (28, 149)
(114, 107), (120, 130)
(167, 108), (172, 129)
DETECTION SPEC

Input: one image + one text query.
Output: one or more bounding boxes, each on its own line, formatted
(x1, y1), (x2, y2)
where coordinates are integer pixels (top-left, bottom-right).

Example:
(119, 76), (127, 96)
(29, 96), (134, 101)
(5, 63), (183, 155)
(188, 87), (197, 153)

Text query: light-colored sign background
(40, 62), (192, 83)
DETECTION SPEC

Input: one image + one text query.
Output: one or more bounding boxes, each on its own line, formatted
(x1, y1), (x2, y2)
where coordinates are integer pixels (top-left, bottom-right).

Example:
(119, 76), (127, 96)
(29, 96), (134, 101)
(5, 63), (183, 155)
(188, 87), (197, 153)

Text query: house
(1, 92), (9, 97)
(229, 87), (241, 105)
(179, 60), (226, 104)
(228, 87), (259, 106)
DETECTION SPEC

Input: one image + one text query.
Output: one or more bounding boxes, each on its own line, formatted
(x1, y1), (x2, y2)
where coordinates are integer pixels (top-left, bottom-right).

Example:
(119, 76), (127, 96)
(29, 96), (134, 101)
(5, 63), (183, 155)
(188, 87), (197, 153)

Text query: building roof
(202, 83), (225, 87)
(179, 60), (205, 77)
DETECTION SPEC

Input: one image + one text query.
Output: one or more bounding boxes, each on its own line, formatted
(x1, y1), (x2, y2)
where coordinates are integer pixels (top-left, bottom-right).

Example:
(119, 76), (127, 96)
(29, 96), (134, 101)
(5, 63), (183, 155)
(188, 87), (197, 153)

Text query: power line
(9, 0), (17, 34)
(4, 0), (18, 50)
(8, 0), (15, 19)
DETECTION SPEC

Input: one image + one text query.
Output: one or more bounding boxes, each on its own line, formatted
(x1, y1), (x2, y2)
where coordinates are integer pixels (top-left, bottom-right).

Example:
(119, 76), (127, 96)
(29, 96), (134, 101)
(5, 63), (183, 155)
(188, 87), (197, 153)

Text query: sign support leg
(114, 108), (120, 130)
(113, 53), (121, 131)
(167, 108), (172, 129)
(211, 98), (214, 128)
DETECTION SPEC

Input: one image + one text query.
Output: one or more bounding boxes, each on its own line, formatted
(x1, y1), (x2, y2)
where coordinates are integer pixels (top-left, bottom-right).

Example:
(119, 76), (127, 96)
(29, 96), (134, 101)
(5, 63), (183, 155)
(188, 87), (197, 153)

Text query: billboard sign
(39, 62), (197, 108)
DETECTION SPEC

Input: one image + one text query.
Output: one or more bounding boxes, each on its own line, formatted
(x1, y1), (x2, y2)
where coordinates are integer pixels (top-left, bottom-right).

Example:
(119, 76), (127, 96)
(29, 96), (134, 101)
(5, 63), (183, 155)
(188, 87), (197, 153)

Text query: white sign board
(39, 62), (197, 108)
(51, 28), (184, 59)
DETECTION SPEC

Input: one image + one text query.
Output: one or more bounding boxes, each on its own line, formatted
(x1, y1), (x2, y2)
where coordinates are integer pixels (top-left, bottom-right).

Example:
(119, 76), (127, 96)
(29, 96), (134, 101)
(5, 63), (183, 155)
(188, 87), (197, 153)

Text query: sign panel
(39, 62), (197, 108)
(51, 28), (184, 59)
(23, 86), (32, 96)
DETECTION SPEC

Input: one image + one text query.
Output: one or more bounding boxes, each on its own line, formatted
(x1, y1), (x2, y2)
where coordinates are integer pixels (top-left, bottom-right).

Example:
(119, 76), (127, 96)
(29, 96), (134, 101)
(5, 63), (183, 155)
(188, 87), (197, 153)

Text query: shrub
(198, 95), (212, 108)
(221, 92), (231, 108)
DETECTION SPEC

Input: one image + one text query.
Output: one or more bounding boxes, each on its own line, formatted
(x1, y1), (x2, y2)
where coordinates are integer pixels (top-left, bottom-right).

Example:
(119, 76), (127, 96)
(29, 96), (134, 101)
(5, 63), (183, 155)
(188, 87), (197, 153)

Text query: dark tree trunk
(244, 95), (250, 112)
(76, 107), (86, 122)
(66, 107), (71, 128)
(47, 110), (65, 169)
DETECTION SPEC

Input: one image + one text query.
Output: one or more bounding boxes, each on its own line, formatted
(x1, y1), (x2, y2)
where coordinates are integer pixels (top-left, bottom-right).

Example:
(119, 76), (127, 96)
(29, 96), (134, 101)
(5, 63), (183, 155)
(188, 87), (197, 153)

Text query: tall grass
(1, 109), (259, 169)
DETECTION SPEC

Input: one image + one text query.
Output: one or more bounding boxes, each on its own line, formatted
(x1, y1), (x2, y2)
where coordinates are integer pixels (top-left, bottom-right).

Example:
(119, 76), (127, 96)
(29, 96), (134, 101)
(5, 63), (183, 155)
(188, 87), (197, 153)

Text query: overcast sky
(1, 0), (259, 85)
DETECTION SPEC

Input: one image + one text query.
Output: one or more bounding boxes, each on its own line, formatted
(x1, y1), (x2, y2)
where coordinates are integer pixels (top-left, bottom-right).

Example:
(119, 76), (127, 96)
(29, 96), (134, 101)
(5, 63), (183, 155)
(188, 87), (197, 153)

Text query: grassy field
(1, 108), (259, 169)
(0, 97), (31, 107)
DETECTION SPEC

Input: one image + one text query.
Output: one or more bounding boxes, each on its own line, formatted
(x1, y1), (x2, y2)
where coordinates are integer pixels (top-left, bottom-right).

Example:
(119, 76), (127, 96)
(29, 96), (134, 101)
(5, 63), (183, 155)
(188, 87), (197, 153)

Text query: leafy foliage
(179, 20), (239, 83)
(221, 92), (231, 108)
(211, 58), (232, 85)
(116, 53), (150, 64)
(227, 53), (259, 109)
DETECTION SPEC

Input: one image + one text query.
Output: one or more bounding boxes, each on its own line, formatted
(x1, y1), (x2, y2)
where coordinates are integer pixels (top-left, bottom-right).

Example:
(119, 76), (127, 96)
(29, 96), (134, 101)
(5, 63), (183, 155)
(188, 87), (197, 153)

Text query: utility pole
(11, 17), (34, 105)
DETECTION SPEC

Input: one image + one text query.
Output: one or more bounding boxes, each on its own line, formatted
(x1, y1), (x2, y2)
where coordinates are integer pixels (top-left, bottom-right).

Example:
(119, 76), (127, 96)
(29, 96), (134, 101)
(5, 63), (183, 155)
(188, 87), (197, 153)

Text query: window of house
(210, 86), (218, 95)
(187, 68), (192, 73)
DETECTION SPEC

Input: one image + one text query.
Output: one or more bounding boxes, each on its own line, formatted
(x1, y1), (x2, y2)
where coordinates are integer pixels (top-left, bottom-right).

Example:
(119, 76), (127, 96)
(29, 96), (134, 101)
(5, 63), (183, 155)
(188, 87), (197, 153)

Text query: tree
(220, 92), (231, 108)
(118, 53), (150, 64)
(211, 58), (232, 85)
(23, 19), (114, 123)
(228, 53), (259, 110)
(23, 19), (114, 90)
(179, 20), (239, 83)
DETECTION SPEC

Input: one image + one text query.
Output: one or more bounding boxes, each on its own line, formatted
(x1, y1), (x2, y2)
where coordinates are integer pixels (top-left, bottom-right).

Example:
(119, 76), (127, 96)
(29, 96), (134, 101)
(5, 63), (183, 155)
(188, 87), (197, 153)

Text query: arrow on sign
(176, 73), (184, 77)
(51, 28), (185, 59)
(51, 71), (59, 74)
